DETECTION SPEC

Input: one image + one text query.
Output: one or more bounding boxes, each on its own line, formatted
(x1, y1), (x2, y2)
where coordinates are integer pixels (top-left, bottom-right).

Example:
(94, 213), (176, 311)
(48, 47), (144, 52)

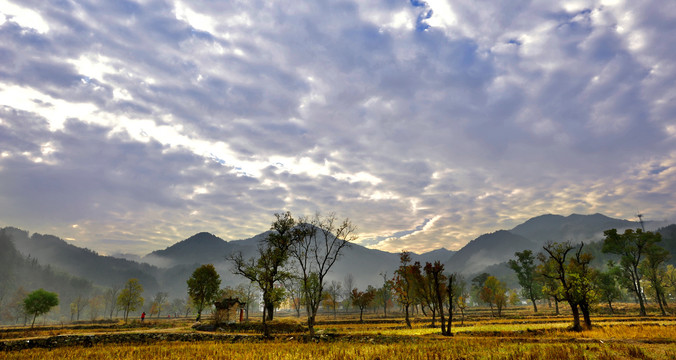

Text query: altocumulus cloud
(0, 0), (675, 255)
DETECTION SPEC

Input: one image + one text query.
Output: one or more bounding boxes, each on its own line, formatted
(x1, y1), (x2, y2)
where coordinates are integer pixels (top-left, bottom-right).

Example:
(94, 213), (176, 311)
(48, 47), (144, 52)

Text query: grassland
(2, 305), (676, 359)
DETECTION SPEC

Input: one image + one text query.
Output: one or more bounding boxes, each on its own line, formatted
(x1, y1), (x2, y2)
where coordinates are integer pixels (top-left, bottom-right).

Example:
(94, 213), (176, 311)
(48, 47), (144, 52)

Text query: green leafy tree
(602, 228), (662, 316)
(508, 250), (542, 312)
(538, 242), (597, 331)
(117, 279), (144, 323)
(640, 242), (670, 315)
(23, 289), (59, 328)
(229, 212), (296, 337)
(187, 264), (221, 321)
(596, 261), (623, 314)
(665, 265), (676, 298)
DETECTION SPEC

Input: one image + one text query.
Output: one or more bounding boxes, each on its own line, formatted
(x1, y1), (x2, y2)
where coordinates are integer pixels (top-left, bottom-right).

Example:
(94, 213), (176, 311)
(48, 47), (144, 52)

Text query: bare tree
(281, 275), (303, 317)
(104, 284), (121, 319)
(343, 273), (355, 312)
(71, 294), (89, 321)
(326, 280), (342, 319)
(378, 272), (392, 318)
(151, 292), (169, 318)
(291, 213), (356, 337)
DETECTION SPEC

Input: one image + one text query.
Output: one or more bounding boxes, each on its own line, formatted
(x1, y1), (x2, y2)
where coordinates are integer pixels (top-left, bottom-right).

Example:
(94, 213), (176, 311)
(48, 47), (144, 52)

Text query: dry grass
(2, 305), (676, 359)
(4, 339), (676, 360)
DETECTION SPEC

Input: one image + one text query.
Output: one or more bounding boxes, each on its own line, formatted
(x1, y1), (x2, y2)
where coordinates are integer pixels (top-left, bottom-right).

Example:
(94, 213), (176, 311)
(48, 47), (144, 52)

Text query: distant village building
(213, 298), (245, 324)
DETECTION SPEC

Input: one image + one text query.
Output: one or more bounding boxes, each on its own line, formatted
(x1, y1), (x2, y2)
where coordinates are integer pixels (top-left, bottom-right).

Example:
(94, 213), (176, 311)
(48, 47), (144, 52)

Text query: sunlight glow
(0, 0), (50, 34)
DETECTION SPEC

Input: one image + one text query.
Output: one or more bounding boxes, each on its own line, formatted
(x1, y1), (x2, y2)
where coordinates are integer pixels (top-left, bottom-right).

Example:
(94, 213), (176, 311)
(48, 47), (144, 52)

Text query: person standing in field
(141, 312), (146, 322)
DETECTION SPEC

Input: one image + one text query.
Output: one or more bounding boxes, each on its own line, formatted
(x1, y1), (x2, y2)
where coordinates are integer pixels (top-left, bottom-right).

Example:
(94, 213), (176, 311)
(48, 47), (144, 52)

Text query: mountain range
(4, 213), (673, 299)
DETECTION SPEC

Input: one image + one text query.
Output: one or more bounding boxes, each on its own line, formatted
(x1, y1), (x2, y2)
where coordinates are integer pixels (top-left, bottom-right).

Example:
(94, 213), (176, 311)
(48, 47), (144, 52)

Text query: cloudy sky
(1, 0), (675, 256)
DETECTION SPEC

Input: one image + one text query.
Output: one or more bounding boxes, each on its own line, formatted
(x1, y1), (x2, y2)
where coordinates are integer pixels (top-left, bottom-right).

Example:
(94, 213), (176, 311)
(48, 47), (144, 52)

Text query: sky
(0, 0), (675, 256)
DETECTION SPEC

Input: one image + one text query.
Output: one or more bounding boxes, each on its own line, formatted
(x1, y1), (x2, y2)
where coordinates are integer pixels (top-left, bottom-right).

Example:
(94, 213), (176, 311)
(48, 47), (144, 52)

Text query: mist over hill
(3, 212), (672, 304)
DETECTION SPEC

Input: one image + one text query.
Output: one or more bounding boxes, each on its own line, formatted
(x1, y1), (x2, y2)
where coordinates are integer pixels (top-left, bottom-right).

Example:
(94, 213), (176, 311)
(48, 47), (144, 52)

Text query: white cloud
(0, 0), (674, 255)
(0, 0), (49, 33)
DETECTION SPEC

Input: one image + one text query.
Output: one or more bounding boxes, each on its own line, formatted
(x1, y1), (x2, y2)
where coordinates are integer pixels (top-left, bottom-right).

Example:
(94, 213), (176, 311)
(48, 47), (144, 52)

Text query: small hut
(213, 298), (246, 324)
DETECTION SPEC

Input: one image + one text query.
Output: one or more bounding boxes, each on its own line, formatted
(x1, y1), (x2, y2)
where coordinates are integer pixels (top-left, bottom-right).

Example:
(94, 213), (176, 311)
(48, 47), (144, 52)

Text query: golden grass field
(2, 305), (676, 359)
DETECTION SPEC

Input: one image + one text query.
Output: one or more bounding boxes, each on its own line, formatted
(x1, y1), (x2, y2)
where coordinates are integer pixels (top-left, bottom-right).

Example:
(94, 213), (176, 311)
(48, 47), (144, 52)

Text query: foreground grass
(4, 339), (676, 360)
(3, 305), (676, 359)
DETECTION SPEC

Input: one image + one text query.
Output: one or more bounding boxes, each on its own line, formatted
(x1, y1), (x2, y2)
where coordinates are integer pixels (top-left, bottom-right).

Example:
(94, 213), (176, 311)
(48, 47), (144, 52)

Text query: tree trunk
(447, 305), (453, 336)
(554, 298), (560, 315)
(359, 308), (364, 322)
(607, 299), (614, 314)
(307, 314), (315, 337)
(633, 266), (646, 316)
(656, 290), (667, 316)
(404, 304), (412, 328)
(570, 303), (582, 332)
(266, 302), (274, 321)
(262, 305), (269, 337)
(580, 303), (592, 330)
(530, 296), (538, 313)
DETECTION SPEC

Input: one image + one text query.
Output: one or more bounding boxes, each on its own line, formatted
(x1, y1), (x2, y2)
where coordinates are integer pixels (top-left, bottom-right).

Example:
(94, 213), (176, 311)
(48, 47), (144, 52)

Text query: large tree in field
(117, 279), (144, 323)
(23, 289), (59, 328)
(187, 264), (221, 321)
(539, 242), (597, 331)
(291, 212), (356, 337)
(602, 228), (662, 316)
(229, 212), (296, 337)
(508, 250), (541, 312)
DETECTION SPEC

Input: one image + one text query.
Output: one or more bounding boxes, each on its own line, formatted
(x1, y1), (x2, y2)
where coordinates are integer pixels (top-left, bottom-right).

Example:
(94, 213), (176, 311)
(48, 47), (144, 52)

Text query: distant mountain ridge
(5, 212), (668, 299)
(443, 213), (640, 274)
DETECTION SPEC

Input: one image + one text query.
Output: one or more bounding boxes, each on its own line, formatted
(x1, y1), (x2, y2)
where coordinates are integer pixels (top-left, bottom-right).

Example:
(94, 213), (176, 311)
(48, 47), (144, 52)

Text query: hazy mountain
(0, 229), (94, 317)
(444, 230), (536, 274)
(4, 227), (160, 293)
(510, 213), (638, 245)
(2, 213), (669, 301)
(144, 232), (243, 267)
(144, 230), (455, 289)
(410, 248), (456, 265)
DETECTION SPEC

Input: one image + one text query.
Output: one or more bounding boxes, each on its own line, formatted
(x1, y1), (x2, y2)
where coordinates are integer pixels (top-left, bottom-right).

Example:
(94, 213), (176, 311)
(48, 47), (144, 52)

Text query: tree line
(4, 217), (675, 336)
(506, 228), (675, 331)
